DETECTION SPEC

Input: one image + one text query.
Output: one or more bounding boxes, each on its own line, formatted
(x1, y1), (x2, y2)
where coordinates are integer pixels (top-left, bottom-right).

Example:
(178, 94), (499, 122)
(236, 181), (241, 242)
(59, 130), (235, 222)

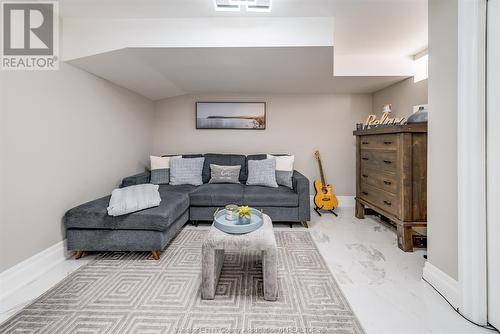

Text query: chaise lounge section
(64, 153), (310, 259)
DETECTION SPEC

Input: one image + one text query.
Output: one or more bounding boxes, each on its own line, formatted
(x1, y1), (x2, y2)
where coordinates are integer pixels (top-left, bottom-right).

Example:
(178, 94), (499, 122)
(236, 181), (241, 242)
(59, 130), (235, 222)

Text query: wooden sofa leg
(74, 250), (83, 259)
(151, 249), (160, 260)
(302, 221), (309, 228)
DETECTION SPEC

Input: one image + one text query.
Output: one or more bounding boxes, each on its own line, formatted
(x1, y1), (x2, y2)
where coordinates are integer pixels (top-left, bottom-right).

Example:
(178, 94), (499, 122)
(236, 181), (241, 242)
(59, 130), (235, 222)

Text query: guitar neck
(317, 156), (327, 185)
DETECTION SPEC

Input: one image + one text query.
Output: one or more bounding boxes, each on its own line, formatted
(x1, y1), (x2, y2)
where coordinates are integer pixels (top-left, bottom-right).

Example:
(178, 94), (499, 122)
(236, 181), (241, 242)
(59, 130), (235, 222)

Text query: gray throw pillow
(246, 158), (278, 188)
(267, 154), (294, 189)
(170, 157), (205, 186)
(149, 155), (181, 185)
(276, 170), (293, 189)
(209, 164), (241, 184)
(151, 169), (169, 185)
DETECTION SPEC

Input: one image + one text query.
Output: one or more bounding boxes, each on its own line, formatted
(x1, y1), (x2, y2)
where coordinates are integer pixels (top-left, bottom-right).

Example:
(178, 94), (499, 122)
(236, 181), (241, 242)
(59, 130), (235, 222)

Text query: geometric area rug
(0, 229), (364, 333)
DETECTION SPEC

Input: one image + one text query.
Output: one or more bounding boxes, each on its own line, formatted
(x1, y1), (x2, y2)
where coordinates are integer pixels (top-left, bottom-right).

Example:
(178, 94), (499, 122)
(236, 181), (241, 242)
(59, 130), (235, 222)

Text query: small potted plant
(236, 206), (252, 225)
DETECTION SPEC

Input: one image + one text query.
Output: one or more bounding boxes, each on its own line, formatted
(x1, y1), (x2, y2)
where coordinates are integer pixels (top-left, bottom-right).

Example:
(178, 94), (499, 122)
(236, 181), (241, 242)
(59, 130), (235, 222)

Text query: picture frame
(195, 102), (266, 130)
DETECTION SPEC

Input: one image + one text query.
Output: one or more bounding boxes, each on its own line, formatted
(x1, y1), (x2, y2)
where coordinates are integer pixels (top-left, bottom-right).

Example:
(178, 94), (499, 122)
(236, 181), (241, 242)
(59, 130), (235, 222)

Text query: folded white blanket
(107, 184), (161, 216)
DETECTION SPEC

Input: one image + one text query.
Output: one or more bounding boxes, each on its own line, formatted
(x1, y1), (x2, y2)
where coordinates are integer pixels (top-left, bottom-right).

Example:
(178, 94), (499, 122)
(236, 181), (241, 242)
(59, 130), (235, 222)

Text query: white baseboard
(0, 240), (69, 300)
(422, 261), (460, 308)
(310, 195), (355, 208)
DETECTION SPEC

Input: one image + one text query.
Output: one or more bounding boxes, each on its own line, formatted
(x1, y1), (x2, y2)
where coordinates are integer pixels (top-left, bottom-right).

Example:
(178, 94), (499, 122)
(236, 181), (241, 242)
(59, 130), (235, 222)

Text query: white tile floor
(0, 207), (495, 333)
(307, 208), (493, 334)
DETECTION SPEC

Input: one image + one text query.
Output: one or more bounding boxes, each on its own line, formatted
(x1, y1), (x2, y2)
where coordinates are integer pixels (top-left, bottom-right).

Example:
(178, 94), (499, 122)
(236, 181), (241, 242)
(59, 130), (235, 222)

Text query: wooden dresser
(353, 124), (427, 251)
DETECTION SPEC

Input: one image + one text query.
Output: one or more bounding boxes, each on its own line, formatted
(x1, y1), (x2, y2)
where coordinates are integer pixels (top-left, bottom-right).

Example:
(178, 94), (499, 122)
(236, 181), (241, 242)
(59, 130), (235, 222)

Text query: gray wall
(373, 77), (428, 118)
(0, 63), (154, 272)
(152, 93), (372, 196)
(427, 0), (458, 279)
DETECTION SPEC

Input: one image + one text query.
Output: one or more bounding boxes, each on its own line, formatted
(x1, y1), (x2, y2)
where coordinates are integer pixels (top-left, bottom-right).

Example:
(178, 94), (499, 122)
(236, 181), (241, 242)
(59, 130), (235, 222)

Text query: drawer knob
(383, 200), (392, 206)
(362, 141), (370, 145)
(384, 141), (393, 145)
(362, 191), (368, 195)
(383, 160), (392, 164)
(383, 180), (392, 185)
(362, 174), (369, 178)
(362, 157), (369, 161)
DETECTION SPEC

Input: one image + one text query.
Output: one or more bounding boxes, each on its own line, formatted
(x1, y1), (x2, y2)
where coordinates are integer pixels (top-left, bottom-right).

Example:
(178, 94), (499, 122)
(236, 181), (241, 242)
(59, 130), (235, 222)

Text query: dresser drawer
(359, 183), (399, 216)
(360, 167), (398, 194)
(360, 150), (398, 173)
(360, 134), (398, 150)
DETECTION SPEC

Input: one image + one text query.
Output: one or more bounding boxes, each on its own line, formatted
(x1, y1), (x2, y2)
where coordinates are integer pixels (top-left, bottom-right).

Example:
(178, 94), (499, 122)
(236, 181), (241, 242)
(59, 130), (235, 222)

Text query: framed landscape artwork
(196, 102), (266, 130)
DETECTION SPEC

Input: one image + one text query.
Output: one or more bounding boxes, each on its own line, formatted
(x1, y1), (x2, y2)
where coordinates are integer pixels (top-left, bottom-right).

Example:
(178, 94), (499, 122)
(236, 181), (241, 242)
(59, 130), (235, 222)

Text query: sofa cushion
(64, 191), (190, 232)
(246, 154), (267, 161)
(243, 185), (299, 207)
(182, 154), (203, 158)
(202, 154), (247, 183)
(189, 184), (245, 206)
(159, 184), (198, 195)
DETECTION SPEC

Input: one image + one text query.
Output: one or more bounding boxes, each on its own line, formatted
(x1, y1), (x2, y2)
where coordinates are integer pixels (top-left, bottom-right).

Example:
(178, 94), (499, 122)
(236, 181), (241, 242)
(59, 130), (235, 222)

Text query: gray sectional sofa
(64, 153), (310, 259)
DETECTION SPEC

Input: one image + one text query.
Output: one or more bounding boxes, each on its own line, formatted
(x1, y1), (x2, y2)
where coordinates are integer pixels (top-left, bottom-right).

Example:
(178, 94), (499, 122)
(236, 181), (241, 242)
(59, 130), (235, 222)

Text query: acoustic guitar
(313, 150), (339, 216)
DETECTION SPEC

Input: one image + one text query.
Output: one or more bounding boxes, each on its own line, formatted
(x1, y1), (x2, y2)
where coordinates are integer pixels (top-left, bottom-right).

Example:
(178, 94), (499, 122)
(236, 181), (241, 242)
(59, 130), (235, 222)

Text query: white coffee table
(201, 213), (278, 301)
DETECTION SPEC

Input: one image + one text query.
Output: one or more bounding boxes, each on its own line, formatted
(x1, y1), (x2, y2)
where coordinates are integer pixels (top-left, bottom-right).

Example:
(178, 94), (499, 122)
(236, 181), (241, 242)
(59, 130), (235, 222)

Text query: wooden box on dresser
(353, 123), (427, 252)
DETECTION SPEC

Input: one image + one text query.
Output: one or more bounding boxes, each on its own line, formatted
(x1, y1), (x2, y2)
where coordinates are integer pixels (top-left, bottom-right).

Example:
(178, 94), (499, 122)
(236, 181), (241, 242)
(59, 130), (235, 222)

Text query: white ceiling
(61, 0), (426, 100)
(60, 0), (428, 58)
(59, 0), (425, 19)
(69, 47), (406, 101)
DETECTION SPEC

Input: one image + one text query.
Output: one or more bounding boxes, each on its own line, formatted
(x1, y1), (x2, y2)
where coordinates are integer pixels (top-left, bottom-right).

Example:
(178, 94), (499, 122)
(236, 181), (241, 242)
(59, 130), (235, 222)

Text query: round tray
(214, 208), (263, 234)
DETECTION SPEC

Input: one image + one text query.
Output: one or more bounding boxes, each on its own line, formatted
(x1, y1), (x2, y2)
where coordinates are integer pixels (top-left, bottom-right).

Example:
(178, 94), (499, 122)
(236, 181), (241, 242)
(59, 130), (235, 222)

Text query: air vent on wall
(214, 0), (272, 12)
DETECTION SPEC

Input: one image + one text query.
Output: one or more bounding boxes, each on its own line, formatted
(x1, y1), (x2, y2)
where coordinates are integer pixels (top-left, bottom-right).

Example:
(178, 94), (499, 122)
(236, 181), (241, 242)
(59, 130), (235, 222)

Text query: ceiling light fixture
(246, 0), (272, 13)
(214, 0), (240, 12)
(229, 0), (257, 5)
(214, 0), (272, 12)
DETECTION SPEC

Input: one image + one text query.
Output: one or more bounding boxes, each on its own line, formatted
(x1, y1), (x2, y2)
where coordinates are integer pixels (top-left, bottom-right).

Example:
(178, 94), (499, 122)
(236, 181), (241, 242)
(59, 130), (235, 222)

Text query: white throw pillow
(107, 184), (161, 217)
(150, 155), (180, 170)
(267, 154), (294, 171)
(267, 154), (295, 188)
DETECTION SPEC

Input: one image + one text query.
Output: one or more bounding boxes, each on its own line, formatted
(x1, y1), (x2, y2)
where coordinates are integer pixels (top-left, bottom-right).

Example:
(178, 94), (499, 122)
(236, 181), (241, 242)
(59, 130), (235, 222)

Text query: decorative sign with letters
(364, 112), (406, 127)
